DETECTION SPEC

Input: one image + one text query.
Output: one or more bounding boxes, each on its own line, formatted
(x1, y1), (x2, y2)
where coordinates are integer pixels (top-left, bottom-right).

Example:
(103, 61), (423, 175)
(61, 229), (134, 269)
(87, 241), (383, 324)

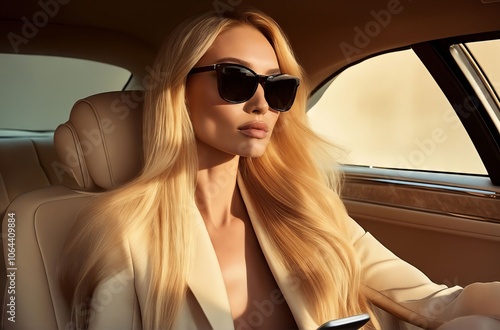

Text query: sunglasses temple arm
(188, 64), (217, 75)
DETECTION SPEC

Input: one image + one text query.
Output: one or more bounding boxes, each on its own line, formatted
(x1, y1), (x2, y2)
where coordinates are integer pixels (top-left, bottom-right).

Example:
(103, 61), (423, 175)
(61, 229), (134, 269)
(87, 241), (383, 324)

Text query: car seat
(1, 91), (144, 329)
(0, 132), (80, 322)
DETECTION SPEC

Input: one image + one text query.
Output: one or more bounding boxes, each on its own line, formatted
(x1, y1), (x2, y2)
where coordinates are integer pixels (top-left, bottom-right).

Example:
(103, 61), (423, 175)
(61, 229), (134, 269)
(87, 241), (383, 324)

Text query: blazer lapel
(186, 205), (235, 330)
(185, 176), (320, 330)
(238, 175), (319, 330)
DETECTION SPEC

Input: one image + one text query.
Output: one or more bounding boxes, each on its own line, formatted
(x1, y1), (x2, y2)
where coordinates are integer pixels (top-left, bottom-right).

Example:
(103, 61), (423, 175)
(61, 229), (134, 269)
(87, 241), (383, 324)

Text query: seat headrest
(54, 91), (144, 191)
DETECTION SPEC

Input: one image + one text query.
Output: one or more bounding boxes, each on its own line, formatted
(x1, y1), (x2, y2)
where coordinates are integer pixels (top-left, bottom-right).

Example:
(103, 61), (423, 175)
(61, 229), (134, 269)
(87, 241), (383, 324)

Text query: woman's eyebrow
(214, 57), (281, 74)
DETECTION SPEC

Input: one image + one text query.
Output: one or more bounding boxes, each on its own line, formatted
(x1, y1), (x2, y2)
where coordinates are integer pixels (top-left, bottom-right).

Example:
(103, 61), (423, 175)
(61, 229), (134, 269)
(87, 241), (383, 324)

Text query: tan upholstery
(54, 91), (144, 191)
(0, 137), (79, 219)
(0, 136), (79, 325)
(2, 187), (93, 329)
(1, 91), (144, 329)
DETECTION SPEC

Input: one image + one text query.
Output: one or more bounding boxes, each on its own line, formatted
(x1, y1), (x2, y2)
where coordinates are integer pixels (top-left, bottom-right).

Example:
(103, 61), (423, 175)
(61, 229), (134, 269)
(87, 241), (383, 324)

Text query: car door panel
(342, 173), (500, 287)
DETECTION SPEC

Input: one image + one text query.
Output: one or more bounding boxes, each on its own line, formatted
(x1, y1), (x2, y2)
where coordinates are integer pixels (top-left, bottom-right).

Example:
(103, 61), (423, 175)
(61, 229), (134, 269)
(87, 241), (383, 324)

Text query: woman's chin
(235, 141), (269, 158)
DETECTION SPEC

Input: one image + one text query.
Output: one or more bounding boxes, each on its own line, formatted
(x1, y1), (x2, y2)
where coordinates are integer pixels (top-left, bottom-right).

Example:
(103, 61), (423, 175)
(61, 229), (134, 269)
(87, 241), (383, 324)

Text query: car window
(466, 39), (500, 102)
(0, 54), (131, 132)
(307, 49), (488, 175)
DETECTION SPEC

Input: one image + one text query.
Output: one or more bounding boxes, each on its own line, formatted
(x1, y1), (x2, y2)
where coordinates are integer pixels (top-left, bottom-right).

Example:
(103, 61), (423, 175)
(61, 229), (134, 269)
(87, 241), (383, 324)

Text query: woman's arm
(86, 267), (142, 330)
(349, 218), (500, 329)
(72, 234), (143, 330)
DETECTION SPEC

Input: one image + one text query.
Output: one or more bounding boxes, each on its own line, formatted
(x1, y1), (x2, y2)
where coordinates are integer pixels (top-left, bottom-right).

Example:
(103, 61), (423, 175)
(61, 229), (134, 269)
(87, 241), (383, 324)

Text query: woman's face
(186, 25), (281, 160)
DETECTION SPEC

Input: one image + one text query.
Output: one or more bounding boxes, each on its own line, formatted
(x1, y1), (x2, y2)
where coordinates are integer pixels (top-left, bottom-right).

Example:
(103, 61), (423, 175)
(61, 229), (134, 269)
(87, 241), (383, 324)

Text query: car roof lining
(2, 0), (500, 90)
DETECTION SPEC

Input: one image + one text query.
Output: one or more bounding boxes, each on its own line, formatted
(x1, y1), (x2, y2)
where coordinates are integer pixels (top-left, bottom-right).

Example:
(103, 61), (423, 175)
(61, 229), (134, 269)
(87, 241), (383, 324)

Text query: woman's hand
(437, 315), (500, 330)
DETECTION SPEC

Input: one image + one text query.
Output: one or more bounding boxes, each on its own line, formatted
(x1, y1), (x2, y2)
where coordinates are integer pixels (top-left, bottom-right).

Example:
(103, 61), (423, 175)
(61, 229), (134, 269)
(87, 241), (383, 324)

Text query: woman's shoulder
(125, 229), (150, 280)
(73, 203), (147, 261)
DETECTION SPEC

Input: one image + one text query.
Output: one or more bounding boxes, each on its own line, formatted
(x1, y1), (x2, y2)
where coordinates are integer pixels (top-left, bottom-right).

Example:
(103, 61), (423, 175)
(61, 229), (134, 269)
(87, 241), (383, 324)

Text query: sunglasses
(188, 63), (300, 112)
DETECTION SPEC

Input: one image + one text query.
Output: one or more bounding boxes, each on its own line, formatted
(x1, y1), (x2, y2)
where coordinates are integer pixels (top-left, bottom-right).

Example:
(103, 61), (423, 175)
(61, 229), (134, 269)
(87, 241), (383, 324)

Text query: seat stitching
(83, 99), (115, 188)
(30, 138), (51, 186)
(32, 191), (94, 328)
(63, 122), (90, 188)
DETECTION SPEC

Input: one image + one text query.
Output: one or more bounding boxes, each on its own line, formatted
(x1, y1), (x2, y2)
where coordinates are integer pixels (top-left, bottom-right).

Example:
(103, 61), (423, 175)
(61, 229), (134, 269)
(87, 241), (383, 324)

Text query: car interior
(1, 0), (499, 329)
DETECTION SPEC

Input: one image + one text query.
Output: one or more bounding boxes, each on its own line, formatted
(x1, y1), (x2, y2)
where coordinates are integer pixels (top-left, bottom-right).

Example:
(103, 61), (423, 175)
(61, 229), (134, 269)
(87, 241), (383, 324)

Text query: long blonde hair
(59, 8), (378, 329)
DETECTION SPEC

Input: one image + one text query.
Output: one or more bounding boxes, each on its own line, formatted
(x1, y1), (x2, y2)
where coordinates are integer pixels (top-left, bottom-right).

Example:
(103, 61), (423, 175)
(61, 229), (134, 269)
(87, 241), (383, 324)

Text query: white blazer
(86, 178), (500, 329)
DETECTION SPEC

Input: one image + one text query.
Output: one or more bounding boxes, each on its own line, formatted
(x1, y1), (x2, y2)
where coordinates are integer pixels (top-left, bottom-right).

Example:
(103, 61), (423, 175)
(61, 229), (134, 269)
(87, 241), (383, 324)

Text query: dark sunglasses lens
(219, 66), (257, 102)
(265, 76), (299, 111)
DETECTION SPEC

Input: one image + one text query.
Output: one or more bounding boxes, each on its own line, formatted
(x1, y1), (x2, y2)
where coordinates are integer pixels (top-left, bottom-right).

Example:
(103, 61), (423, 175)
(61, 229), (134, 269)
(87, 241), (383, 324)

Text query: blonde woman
(59, 8), (500, 330)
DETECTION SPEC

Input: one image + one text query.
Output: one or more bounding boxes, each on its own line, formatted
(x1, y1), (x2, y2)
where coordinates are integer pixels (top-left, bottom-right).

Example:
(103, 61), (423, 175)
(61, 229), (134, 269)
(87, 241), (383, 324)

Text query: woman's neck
(196, 144), (241, 229)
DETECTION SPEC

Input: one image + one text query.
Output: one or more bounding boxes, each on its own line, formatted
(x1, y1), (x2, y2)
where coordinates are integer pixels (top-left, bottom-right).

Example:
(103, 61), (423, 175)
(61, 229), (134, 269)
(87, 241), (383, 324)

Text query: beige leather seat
(0, 136), (79, 219)
(1, 91), (143, 329)
(0, 134), (80, 325)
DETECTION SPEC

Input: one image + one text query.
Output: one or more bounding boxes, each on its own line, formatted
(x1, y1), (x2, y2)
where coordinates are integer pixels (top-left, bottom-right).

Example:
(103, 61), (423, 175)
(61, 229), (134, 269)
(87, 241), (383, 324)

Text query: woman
(59, 8), (500, 330)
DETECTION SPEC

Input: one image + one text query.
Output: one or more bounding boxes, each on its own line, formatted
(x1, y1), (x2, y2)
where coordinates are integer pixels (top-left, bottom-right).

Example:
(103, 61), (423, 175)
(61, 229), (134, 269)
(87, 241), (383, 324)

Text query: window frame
(412, 31), (500, 185)
(309, 31), (500, 186)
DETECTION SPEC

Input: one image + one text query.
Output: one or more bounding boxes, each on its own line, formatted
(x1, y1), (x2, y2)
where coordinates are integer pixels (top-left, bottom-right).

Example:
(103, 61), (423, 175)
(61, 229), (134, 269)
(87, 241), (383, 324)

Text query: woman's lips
(238, 121), (269, 139)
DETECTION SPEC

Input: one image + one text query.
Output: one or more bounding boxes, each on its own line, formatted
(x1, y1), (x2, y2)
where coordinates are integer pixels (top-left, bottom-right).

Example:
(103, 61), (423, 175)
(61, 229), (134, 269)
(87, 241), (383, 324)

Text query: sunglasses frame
(188, 63), (300, 112)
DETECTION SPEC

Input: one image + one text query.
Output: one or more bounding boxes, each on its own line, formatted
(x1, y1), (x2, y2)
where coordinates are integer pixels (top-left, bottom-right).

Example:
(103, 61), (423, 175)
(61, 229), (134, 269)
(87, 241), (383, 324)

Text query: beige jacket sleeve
(86, 238), (143, 330)
(349, 217), (500, 329)
(87, 268), (142, 330)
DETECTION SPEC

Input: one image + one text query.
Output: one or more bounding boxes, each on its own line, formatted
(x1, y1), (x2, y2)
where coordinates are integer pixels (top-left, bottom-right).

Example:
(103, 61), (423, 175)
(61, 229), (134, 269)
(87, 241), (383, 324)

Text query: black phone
(316, 313), (370, 330)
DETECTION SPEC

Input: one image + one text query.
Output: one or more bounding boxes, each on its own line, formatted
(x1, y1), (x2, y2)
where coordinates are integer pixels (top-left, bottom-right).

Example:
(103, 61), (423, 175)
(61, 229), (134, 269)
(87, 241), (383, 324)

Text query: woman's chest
(208, 218), (297, 329)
